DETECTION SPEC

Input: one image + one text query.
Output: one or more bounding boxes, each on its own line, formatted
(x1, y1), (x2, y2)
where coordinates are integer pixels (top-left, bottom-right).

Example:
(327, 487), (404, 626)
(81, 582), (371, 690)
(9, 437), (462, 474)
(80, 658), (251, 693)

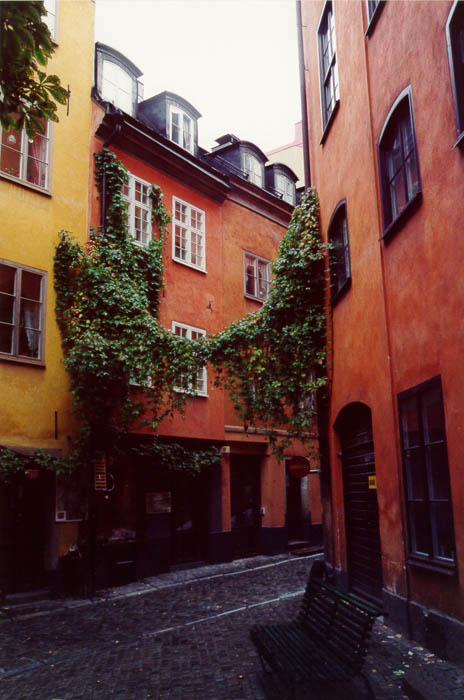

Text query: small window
(365, 0), (384, 34)
(172, 197), (205, 271)
(317, 1), (340, 137)
(446, 1), (464, 145)
(172, 322), (207, 396)
(243, 152), (263, 187)
(378, 89), (421, 236)
(43, 0), (58, 41)
(275, 173), (295, 205)
(398, 377), (456, 573)
(0, 118), (50, 190)
(328, 201), (351, 302)
(101, 60), (135, 114)
(243, 252), (270, 302)
(0, 261), (46, 364)
(170, 106), (194, 153)
(123, 173), (152, 246)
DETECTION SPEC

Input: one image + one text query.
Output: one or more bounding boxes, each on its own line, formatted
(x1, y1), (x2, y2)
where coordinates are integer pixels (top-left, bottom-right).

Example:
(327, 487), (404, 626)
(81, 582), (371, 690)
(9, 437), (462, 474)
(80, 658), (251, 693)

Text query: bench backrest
(297, 578), (382, 674)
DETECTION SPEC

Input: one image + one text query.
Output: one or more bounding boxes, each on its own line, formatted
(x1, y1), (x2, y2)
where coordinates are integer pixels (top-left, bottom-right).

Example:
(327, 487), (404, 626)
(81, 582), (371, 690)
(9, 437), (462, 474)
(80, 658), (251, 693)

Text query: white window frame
(101, 59), (135, 115)
(0, 259), (47, 365)
(43, 0), (58, 42)
(243, 152), (263, 187)
(169, 105), (194, 153)
(275, 173), (295, 205)
(243, 251), (271, 302)
(317, 1), (340, 135)
(0, 120), (50, 191)
(172, 196), (206, 271)
(123, 173), (152, 246)
(172, 322), (207, 396)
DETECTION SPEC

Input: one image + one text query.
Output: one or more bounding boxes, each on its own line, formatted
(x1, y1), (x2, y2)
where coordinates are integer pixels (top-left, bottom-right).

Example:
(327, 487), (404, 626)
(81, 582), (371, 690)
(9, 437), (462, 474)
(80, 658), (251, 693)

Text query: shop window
(0, 260), (46, 364)
(172, 197), (205, 271)
(317, 1), (340, 140)
(172, 322), (207, 396)
(378, 88), (421, 237)
(122, 173), (152, 246)
(446, 1), (464, 147)
(398, 376), (456, 574)
(243, 252), (270, 302)
(328, 200), (351, 303)
(0, 117), (50, 190)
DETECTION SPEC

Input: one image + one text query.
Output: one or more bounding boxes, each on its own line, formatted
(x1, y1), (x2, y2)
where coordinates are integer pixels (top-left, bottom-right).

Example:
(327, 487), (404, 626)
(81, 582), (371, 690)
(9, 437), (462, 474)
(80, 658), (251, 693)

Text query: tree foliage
(0, 1), (68, 137)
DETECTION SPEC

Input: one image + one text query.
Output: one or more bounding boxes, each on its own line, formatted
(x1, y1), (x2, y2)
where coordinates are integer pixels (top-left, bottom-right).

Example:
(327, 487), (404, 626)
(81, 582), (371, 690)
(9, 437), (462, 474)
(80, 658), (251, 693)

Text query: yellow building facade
(0, 0), (95, 594)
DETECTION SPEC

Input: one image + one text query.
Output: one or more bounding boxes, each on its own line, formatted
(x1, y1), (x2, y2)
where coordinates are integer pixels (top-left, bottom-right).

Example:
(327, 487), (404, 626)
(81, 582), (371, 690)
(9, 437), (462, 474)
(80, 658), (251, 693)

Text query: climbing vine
(0, 148), (328, 481)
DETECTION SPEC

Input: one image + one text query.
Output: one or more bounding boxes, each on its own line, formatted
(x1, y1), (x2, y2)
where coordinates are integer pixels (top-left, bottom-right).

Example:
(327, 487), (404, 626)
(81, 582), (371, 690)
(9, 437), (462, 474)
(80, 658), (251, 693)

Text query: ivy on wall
(0, 149), (328, 481)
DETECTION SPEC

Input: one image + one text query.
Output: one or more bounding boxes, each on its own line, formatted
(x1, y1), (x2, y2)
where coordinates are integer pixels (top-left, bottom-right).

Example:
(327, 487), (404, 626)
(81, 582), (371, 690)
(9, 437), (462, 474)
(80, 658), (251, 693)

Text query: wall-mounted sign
(287, 456), (311, 479)
(146, 491), (172, 514)
(368, 475), (377, 490)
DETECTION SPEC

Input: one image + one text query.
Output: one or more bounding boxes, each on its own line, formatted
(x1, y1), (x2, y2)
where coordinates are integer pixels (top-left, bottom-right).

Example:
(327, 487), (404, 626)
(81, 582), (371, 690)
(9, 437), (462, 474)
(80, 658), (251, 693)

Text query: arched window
(243, 152), (263, 187)
(446, 0), (464, 146)
(378, 88), (421, 237)
(328, 200), (351, 303)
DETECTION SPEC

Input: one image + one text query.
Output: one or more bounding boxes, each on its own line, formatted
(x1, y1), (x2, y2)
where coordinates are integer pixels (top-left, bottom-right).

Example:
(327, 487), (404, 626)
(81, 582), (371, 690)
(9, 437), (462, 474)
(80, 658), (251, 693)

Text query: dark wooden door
(230, 456), (261, 557)
(337, 404), (383, 601)
(171, 474), (208, 564)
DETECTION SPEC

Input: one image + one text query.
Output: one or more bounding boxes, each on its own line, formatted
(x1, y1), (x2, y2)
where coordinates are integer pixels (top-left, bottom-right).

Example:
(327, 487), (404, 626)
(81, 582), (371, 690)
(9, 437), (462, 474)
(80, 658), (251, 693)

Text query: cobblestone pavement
(0, 554), (463, 700)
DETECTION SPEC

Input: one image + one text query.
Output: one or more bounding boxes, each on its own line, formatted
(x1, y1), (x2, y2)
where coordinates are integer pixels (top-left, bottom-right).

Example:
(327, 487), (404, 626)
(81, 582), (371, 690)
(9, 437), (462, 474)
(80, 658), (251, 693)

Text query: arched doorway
(335, 403), (383, 602)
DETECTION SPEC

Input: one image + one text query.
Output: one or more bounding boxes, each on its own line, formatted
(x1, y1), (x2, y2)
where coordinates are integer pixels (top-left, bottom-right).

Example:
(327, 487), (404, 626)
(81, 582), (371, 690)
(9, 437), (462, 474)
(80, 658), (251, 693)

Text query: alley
(1, 553), (462, 700)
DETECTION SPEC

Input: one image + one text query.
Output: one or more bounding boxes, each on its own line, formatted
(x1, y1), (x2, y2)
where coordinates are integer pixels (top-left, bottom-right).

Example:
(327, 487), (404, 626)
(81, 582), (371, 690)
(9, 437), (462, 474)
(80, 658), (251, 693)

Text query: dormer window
(170, 106), (193, 153)
(244, 152), (263, 186)
(95, 44), (143, 117)
(275, 173), (295, 205)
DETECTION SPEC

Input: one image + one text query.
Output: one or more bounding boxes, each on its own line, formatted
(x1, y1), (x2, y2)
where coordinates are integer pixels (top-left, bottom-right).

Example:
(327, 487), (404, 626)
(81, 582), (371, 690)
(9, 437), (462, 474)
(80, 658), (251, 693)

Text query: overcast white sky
(94, 0), (301, 153)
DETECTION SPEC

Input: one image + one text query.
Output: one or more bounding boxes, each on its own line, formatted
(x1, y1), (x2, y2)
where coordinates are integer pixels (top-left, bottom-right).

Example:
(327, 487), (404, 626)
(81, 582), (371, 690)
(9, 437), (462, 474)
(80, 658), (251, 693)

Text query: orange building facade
(300, 0), (464, 659)
(85, 43), (321, 588)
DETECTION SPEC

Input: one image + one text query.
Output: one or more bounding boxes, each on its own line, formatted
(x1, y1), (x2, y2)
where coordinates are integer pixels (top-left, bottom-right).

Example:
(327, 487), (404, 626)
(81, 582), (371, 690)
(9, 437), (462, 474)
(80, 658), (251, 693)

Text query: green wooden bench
(250, 577), (383, 698)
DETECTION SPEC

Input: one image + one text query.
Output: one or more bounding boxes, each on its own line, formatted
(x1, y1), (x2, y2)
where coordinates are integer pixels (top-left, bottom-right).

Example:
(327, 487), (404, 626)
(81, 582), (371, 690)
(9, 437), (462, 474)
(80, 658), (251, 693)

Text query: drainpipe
(100, 109), (123, 227)
(296, 0), (311, 188)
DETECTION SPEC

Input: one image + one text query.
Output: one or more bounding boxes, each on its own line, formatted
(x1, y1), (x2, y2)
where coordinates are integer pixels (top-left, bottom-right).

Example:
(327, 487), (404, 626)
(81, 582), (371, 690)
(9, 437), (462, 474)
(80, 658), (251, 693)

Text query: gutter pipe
(296, 0), (311, 188)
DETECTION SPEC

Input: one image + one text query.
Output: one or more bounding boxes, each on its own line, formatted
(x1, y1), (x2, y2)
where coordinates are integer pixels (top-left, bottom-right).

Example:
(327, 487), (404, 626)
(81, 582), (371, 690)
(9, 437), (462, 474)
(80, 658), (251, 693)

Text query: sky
(94, 0), (302, 154)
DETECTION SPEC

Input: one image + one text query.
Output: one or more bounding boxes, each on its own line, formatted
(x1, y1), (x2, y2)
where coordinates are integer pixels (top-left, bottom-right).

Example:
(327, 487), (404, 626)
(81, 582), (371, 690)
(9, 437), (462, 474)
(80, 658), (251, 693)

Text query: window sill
(320, 100), (340, 146)
(173, 257), (206, 274)
(331, 277), (351, 306)
(407, 554), (457, 576)
(0, 353), (45, 368)
(244, 293), (267, 304)
(382, 190), (422, 244)
(0, 171), (51, 196)
(365, 1), (385, 37)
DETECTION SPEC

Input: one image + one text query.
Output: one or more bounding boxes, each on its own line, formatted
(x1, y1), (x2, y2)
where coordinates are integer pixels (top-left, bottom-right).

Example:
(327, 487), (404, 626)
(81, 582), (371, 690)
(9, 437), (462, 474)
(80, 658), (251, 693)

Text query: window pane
(18, 327), (40, 358)
(401, 396), (421, 448)
(409, 502), (432, 555)
(0, 264), (16, 294)
(21, 271), (42, 301)
(405, 152), (419, 201)
(175, 225), (187, 260)
(20, 299), (41, 330)
(404, 447), (426, 499)
(0, 294), (15, 324)
(431, 502), (455, 560)
(0, 323), (13, 354)
(422, 387), (446, 443)
(1, 127), (22, 178)
(427, 443), (451, 500)
(26, 126), (48, 187)
(257, 261), (269, 299)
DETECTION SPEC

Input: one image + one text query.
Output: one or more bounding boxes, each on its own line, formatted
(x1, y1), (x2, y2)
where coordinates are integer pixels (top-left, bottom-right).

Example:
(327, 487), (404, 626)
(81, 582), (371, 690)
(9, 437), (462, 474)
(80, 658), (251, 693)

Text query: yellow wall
(0, 0), (95, 454)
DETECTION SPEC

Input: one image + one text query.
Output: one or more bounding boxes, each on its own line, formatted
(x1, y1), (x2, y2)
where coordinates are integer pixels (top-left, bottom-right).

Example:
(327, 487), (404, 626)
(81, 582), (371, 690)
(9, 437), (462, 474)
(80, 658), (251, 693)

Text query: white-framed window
(172, 197), (205, 271)
(123, 173), (152, 246)
(43, 0), (58, 41)
(243, 152), (263, 187)
(318, 1), (340, 134)
(169, 106), (194, 153)
(172, 322), (207, 396)
(101, 59), (134, 114)
(0, 260), (46, 364)
(243, 251), (270, 302)
(275, 173), (295, 205)
(0, 118), (50, 190)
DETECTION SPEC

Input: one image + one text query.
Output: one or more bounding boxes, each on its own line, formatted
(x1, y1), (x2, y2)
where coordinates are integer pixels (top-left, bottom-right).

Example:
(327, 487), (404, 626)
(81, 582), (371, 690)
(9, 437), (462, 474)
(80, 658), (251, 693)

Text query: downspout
(296, 0), (311, 187)
(100, 109), (123, 227)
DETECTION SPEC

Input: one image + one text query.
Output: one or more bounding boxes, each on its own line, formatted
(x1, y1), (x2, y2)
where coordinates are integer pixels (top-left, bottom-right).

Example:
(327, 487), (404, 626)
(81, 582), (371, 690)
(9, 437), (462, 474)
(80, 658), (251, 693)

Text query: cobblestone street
(0, 554), (463, 700)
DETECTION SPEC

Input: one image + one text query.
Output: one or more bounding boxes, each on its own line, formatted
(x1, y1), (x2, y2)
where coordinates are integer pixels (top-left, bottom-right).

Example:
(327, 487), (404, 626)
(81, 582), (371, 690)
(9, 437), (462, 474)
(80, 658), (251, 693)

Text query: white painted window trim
(275, 173), (295, 205)
(172, 195), (206, 272)
(243, 250), (271, 302)
(169, 105), (194, 154)
(171, 321), (208, 396)
(0, 121), (51, 192)
(243, 152), (264, 187)
(122, 172), (152, 246)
